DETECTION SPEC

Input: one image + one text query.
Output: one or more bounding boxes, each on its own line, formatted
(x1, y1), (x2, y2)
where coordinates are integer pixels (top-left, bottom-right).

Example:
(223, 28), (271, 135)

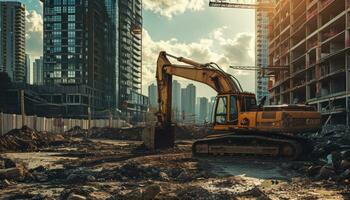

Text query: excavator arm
(156, 51), (242, 127)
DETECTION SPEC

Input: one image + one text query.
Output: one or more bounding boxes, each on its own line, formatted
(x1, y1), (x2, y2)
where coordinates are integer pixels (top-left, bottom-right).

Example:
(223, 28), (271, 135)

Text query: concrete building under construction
(269, 0), (350, 125)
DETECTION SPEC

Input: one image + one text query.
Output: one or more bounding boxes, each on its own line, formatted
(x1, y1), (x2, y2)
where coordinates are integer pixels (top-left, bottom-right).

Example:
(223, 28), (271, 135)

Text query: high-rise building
(41, 0), (146, 118)
(255, 0), (272, 104)
(41, 0), (115, 112)
(269, 0), (350, 125)
(208, 96), (216, 122)
(181, 88), (187, 122)
(33, 56), (43, 85)
(118, 0), (143, 114)
(0, 2), (25, 83)
(181, 84), (196, 123)
(172, 80), (181, 121)
(199, 97), (209, 124)
(187, 84), (196, 118)
(148, 83), (157, 109)
(25, 54), (31, 84)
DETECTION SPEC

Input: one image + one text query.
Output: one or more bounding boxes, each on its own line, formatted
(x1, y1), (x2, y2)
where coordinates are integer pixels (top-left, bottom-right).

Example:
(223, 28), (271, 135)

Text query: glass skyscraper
(41, 0), (145, 118)
(0, 2), (26, 83)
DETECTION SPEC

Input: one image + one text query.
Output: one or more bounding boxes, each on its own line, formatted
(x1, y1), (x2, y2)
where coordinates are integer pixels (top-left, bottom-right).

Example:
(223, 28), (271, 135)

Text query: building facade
(41, 0), (145, 119)
(172, 80), (181, 121)
(199, 97), (209, 124)
(148, 83), (157, 109)
(118, 0), (143, 115)
(181, 84), (196, 123)
(256, 0), (272, 103)
(41, 0), (114, 114)
(0, 2), (25, 83)
(33, 56), (43, 85)
(25, 54), (31, 84)
(269, 0), (350, 125)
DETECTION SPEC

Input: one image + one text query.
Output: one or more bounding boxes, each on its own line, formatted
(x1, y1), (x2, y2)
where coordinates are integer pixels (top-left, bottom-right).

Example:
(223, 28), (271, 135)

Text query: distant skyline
(6, 0), (256, 99)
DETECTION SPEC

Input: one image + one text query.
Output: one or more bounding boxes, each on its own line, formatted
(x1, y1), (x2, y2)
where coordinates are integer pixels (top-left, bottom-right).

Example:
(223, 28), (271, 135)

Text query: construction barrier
(0, 113), (128, 135)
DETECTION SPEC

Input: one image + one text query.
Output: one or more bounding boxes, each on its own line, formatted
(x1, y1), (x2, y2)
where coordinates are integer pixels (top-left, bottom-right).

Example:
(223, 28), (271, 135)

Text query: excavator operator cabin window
(241, 97), (257, 112)
(215, 96), (227, 124)
(229, 96), (238, 124)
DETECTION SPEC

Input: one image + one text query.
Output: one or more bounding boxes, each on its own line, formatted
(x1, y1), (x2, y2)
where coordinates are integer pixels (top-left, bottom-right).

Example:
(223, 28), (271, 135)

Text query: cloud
(143, 0), (205, 18)
(142, 27), (255, 92)
(25, 10), (43, 59)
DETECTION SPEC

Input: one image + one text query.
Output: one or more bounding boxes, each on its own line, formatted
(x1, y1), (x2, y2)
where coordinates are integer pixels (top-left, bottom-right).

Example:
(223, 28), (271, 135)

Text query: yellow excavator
(147, 51), (321, 159)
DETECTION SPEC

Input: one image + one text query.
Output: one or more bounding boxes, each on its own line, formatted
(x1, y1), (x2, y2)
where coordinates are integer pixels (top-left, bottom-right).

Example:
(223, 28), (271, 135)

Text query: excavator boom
(156, 51), (242, 126)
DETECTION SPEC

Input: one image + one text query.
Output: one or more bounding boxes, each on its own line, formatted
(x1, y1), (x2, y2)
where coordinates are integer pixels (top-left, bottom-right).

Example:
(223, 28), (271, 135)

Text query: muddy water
(201, 158), (290, 180)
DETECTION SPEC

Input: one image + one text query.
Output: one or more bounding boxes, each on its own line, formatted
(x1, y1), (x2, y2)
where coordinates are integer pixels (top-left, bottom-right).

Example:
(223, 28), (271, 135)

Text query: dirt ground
(1, 135), (349, 200)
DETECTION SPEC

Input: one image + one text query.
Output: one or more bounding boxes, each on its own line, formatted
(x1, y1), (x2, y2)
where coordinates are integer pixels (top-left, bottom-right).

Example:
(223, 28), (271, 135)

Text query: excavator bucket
(142, 124), (175, 149)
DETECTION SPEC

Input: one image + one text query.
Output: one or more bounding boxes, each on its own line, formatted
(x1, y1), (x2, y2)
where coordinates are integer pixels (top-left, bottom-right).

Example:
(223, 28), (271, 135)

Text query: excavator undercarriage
(192, 131), (313, 160)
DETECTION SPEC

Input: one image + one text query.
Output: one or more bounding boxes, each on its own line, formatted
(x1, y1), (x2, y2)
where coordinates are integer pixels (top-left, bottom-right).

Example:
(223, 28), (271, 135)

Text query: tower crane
(209, 0), (275, 10)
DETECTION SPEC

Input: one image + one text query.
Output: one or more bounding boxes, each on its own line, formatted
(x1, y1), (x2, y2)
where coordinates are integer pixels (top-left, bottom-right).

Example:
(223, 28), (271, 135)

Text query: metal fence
(0, 113), (129, 135)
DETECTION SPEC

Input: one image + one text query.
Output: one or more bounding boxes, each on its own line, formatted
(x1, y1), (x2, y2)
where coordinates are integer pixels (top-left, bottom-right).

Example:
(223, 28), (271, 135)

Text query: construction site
(0, 0), (350, 200)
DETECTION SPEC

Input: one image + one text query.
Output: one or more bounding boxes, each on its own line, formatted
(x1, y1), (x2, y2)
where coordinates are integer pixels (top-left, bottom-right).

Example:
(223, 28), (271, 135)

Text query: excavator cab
(213, 93), (257, 130)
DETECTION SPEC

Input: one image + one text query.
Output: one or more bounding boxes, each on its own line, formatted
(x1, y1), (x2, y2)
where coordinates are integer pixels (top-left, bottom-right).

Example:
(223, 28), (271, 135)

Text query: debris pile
(0, 126), (67, 152)
(65, 126), (143, 141)
(0, 157), (29, 189)
(90, 127), (143, 141)
(65, 126), (88, 138)
(176, 186), (235, 200)
(175, 125), (210, 140)
(100, 159), (211, 183)
(300, 125), (350, 182)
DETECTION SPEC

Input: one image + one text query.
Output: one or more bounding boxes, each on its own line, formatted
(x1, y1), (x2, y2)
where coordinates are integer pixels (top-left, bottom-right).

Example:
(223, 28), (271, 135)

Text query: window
(68, 15), (75, 22)
(68, 31), (75, 38)
(68, 23), (75, 30)
(68, 71), (75, 78)
(68, 47), (75, 53)
(215, 96), (227, 124)
(67, 0), (75, 5)
(53, 23), (61, 30)
(53, 15), (61, 21)
(229, 96), (238, 124)
(53, 0), (61, 6)
(54, 7), (61, 14)
(241, 97), (257, 112)
(54, 71), (61, 78)
(68, 6), (75, 14)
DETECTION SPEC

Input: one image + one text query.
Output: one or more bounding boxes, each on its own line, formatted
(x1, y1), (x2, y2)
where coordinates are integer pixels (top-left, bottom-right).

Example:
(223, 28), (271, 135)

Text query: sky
(3, 0), (256, 99)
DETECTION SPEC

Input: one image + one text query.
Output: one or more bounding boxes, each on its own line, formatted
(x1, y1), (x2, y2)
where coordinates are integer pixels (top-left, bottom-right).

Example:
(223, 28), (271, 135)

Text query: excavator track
(192, 132), (313, 160)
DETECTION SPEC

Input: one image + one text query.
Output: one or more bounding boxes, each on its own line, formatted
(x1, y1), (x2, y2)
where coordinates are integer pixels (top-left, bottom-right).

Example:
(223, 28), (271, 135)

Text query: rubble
(90, 127), (143, 140)
(60, 187), (97, 200)
(142, 184), (161, 200)
(0, 126), (349, 199)
(236, 187), (270, 200)
(65, 126), (143, 141)
(174, 125), (209, 140)
(0, 162), (28, 181)
(176, 186), (236, 200)
(293, 125), (350, 182)
(0, 126), (68, 152)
